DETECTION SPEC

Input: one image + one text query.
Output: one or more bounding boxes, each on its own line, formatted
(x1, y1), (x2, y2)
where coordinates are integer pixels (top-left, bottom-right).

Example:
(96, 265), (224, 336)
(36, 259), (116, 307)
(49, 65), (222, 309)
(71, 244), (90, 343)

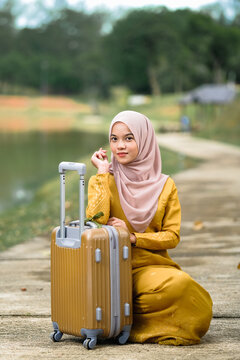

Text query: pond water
(0, 131), (107, 213)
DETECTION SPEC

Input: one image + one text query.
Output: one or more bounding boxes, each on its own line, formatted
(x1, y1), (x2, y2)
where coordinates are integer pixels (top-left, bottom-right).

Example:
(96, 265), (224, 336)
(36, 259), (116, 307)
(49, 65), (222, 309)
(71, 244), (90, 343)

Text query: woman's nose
(117, 140), (126, 149)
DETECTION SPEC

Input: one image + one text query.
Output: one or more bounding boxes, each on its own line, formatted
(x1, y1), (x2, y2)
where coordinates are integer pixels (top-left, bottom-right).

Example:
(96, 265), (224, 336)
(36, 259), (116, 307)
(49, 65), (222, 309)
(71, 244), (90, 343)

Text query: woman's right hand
(91, 148), (110, 174)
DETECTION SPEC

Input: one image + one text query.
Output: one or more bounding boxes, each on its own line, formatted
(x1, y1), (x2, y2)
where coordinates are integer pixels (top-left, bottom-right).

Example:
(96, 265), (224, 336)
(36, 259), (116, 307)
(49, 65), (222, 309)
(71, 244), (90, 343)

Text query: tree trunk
(213, 59), (225, 84)
(147, 65), (161, 96)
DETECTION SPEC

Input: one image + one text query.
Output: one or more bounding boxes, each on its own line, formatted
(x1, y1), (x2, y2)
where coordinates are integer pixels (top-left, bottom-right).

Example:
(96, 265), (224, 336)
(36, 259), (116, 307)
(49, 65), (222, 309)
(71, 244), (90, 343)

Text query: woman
(86, 110), (212, 345)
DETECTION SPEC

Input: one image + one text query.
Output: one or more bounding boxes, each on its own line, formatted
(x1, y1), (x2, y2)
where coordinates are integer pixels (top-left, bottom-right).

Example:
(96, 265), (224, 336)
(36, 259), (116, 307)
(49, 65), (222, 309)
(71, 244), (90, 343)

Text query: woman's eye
(126, 136), (134, 141)
(111, 137), (117, 141)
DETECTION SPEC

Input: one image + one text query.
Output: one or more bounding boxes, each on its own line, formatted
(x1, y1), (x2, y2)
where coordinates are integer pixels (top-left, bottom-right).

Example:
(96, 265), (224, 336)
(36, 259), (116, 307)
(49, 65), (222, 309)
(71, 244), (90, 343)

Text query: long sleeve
(86, 173), (110, 224)
(133, 182), (181, 251)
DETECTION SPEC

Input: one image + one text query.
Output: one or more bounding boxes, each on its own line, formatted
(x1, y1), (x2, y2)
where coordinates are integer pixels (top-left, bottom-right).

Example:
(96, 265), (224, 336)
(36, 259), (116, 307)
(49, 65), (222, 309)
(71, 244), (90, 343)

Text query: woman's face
(110, 122), (138, 165)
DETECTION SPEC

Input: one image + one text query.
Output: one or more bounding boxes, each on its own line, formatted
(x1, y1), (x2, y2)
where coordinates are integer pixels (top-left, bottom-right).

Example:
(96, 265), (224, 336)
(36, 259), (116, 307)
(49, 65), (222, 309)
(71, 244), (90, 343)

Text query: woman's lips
(117, 152), (128, 157)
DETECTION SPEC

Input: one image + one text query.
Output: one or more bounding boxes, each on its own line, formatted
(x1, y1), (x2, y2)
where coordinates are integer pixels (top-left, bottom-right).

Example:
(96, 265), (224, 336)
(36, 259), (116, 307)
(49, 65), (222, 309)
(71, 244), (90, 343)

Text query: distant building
(128, 95), (150, 106)
(180, 83), (236, 105)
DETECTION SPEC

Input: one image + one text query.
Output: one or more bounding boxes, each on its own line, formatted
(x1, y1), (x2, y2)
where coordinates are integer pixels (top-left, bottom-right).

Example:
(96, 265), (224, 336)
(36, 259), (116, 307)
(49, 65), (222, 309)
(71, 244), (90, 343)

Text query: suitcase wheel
(117, 331), (130, 345)
(50, 330), (63, 342)
(83, 338), (97, 350)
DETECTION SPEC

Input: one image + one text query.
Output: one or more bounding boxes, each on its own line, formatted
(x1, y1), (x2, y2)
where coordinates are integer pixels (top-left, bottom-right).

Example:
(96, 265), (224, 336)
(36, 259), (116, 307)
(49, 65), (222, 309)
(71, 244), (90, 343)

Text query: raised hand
(91, 148), (110, 174)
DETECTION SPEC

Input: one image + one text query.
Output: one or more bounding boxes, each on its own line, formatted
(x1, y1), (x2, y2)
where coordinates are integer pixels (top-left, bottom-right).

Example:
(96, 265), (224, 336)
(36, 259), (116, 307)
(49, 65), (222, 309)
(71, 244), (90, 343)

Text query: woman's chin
(116, 157), (130, 165)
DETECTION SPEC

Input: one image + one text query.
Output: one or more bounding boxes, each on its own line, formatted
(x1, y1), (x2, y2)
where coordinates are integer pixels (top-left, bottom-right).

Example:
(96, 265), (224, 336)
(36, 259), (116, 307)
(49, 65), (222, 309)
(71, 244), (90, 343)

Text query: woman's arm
(86, 148), (111, 224)
(86, 174), (111, 224)
(133, 183), (181, 251)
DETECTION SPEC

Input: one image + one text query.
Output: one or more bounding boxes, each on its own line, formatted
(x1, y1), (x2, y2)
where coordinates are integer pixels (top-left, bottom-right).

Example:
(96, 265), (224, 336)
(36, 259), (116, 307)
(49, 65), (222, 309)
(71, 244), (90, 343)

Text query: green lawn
(182, 94), (240, 147)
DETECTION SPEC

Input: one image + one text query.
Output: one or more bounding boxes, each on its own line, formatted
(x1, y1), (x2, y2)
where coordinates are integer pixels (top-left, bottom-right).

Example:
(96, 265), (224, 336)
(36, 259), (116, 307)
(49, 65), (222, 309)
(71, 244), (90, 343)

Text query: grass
(161, 147), (201, 175)
(0, 93), (182, 134)
(0, 152), (96, 251)
(94, 91), (240, 148)
(0, 91), (239, 147)
(183, 94), (240, 147)
(96, 92), (182, 132)
(0, 95), (92, 133)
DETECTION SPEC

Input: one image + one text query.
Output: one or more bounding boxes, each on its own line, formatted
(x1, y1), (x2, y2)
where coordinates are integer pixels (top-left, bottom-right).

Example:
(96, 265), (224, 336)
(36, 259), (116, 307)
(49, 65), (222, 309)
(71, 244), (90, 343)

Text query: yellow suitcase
(50, 162), (132, 349)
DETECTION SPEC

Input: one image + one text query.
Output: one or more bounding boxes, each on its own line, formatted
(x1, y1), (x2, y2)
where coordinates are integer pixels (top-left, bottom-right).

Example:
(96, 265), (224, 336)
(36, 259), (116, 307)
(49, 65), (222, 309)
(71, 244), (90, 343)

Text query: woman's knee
(170, 270), (193, 295)
(133, 268), (192, 298)
(133, 269), (193, 313)
(170, 271), (213, 329)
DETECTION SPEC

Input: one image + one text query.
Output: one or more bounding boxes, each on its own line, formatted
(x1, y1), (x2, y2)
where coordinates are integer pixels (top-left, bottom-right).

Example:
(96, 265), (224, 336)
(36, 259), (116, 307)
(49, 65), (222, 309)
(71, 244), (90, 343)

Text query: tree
(104, 8), (212, 94)
(1, 3), (240, 95)
(14, 9), (107, 94)
(0, 7), (15, 54)
(104, 7), (240, 94)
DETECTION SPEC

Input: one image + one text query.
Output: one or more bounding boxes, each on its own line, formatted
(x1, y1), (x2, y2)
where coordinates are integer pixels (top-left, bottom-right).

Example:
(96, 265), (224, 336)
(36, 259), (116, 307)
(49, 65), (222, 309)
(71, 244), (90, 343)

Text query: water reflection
(0, 131), (107, 213)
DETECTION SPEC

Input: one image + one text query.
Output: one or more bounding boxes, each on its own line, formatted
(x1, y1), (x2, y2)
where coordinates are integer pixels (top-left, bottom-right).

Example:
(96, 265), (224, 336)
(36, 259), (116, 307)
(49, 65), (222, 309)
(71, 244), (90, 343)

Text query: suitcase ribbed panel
(51, 227), (111, 338)
(51, 228), (84, 336)
(115, 228), (133, 331)
(80, 228), (111, 337)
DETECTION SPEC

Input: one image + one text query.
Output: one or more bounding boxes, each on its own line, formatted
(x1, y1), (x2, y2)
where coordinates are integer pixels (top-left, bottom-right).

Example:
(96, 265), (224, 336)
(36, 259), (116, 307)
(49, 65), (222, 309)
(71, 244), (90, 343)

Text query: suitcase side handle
(58, 161), (86, 242)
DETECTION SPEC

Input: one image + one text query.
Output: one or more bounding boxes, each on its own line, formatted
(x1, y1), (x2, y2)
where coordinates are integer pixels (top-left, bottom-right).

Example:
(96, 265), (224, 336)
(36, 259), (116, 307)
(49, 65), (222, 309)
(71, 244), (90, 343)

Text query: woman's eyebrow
(110, 132), (133, 136)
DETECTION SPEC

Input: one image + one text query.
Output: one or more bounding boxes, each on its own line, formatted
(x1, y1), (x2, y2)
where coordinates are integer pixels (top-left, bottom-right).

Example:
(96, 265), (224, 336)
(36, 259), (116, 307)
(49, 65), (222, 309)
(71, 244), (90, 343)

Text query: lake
(0, 131), (108, 213)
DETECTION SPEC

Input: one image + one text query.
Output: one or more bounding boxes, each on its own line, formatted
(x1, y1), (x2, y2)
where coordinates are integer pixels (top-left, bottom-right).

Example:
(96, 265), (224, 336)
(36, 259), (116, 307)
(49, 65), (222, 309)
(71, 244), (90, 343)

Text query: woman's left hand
(107, 217), (136, 245)
(107, 217), (128, 230)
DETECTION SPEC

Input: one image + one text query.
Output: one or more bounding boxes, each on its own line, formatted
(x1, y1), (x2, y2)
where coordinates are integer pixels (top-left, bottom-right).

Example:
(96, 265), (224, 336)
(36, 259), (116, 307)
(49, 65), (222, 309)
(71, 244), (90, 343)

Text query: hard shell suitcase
(50, 162), (132, 349)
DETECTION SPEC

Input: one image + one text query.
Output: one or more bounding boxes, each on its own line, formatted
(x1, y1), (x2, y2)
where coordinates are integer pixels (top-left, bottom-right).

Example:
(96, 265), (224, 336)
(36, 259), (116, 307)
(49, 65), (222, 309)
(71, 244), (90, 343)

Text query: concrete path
(1, 133), (240, 359)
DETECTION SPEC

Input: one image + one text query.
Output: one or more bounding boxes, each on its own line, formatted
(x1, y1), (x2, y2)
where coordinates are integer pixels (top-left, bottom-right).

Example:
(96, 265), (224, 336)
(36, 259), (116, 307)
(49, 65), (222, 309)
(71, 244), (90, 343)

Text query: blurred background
(0, 0), (239, 250)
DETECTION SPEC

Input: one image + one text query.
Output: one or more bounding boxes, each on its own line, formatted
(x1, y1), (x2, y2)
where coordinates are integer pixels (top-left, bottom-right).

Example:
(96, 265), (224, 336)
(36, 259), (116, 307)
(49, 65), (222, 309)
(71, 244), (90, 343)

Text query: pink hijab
(109, 110), (169, 233)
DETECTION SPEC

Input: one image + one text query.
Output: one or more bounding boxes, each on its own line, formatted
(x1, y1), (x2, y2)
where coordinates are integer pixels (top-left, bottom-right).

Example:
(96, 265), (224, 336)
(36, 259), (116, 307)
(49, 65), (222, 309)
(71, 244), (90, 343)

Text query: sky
(78, 0), (217, 11)
(14, 0), (221, 28)
(19, 0), (217, 12)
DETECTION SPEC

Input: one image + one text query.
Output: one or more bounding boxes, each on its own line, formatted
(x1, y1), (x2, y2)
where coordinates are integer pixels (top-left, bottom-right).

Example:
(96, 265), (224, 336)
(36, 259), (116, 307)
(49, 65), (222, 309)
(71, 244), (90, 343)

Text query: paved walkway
(1, 133), (240, 359)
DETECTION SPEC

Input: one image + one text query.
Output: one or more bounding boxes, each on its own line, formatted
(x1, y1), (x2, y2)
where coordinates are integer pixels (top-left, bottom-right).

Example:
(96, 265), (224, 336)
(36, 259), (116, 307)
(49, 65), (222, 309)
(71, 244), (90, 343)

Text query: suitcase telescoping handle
(58, 162), (86, 241)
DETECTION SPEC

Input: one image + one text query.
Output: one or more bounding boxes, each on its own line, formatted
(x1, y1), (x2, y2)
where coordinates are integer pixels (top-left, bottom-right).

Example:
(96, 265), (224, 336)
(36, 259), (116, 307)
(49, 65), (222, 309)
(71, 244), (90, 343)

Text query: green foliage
(0, 8), (107, 94)
(1, 5), (240, 95)
(0, 8), (15, 53)
(104, 8), (240, 94)
(85, 212), (104, 228)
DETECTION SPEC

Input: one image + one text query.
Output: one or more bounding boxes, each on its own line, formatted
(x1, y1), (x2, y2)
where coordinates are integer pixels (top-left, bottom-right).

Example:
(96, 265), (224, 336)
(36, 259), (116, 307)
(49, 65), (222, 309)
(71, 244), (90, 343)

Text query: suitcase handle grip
(58, 162), (86, 242)
(59, 161), (86, 175)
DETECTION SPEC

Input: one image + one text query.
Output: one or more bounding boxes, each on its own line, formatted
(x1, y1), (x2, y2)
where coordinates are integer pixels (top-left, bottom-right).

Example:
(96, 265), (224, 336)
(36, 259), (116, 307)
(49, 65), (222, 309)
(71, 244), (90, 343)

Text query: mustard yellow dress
(86, 173), (212, 345)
